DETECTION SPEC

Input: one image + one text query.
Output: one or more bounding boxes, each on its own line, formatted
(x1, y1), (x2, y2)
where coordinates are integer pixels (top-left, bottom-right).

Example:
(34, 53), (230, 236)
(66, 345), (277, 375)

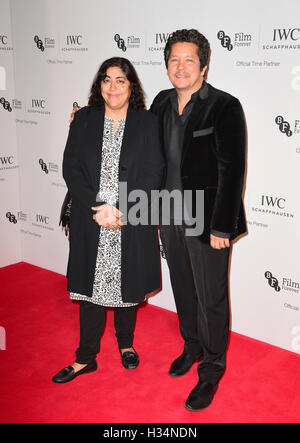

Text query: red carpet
(0, 262), (299, 423)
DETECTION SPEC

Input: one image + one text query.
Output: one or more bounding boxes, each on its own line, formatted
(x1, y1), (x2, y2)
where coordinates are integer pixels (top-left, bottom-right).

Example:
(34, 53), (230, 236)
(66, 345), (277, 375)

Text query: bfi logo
(275, 115), (292, 137)
(114, 34), (126, 51)
(264, 271), (281, 292)
(38, 158), (58, 174)
(217, 31), (233, 51)
(0, 97), (12, 111)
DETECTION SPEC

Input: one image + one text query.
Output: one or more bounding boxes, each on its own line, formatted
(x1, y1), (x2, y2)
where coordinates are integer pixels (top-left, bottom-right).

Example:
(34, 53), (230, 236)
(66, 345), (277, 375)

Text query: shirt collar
(170, 80), (208, 113)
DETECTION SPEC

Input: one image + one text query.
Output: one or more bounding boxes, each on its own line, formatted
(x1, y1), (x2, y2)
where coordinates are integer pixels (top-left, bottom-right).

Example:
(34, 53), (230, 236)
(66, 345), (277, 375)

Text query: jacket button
(121, 165), (127, 171)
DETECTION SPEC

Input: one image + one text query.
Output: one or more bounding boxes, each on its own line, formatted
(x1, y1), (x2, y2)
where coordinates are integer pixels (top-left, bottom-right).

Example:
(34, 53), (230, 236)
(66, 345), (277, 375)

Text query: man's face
(167, 42), (207, 93)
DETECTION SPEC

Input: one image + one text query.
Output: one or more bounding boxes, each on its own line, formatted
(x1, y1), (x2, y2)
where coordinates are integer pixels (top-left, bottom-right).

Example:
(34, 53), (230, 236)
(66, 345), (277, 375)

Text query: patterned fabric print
(70, 117), (137, 307)
(65, 198), (72, 217)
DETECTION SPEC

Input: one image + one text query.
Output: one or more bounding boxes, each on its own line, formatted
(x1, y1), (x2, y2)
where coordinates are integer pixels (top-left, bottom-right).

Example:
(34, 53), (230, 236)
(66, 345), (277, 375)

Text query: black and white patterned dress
(70, 117), (137, 307)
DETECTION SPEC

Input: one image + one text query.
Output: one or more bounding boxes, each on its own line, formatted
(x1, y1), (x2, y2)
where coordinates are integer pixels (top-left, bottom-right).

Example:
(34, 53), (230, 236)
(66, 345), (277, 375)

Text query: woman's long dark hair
(88, 57), (146, 110)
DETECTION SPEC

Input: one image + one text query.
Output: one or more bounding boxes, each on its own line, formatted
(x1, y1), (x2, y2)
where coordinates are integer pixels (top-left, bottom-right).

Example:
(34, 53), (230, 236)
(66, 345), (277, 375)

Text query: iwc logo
(262, 28), (300, 51)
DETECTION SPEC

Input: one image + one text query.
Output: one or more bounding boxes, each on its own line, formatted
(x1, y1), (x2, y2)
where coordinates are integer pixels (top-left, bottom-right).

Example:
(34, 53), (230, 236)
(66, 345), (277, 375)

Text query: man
(150, 29), (246, 411)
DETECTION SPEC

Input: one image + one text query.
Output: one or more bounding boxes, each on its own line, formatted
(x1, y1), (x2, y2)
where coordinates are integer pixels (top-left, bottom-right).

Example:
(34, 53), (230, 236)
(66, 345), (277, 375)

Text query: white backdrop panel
(1, 0), (299, 353)
(0, 0), (21, 267)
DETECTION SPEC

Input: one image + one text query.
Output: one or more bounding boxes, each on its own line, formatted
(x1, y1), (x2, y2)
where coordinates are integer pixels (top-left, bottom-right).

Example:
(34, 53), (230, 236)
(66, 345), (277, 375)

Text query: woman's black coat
(62, 105), (165, 303)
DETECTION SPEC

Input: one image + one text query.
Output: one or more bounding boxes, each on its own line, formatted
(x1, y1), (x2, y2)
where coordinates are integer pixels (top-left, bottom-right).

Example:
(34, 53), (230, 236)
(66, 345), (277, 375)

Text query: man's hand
(61, 225), (70, 237)
(69, 106), (81, 123)
(210, 234), (230, 249)
(91, 204), (123, 230)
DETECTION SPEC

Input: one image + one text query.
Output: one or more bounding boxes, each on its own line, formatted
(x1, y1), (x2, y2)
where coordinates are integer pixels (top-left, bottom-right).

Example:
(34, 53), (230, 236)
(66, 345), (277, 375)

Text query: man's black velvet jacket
(150, 81), (247, 242)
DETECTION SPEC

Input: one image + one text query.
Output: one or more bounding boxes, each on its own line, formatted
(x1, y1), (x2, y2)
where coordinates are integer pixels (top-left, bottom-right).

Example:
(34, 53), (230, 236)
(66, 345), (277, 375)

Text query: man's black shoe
(52, 360), (97, 383)
(169, 350), (203, 377)
(184, 380), (218, 411)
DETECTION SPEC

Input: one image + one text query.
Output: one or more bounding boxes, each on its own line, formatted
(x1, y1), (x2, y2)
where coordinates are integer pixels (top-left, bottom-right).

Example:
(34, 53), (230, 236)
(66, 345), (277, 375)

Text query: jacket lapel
(85, 105), (105, 190)
(155, 96), (172, 155)
(181, 82), (210, 165)
(119, 105), (136, 166)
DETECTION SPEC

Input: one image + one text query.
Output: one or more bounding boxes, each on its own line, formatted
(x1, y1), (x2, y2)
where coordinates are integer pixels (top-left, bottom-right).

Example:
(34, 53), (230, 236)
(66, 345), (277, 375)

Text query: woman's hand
(61, 225), (70, 237)
(69, 106), (81, 123)
(64, 224), (70, 237)
(91, 204), (123, 229)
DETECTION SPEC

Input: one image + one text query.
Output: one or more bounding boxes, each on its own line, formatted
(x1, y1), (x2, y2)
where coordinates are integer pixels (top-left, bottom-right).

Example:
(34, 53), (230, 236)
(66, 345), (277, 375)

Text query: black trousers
(75, 301), (137, 364)
(160, 225), (230, 384)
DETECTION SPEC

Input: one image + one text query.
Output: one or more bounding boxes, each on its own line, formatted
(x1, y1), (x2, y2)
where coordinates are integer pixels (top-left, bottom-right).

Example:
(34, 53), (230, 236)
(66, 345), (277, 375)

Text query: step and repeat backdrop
(1, 0), (300, 353)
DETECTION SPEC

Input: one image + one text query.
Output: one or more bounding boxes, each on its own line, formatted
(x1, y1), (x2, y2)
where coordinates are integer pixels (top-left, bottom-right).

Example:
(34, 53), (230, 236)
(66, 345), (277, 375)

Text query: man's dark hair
(88, 57), (146, 110)
(164, 29), (210, 69)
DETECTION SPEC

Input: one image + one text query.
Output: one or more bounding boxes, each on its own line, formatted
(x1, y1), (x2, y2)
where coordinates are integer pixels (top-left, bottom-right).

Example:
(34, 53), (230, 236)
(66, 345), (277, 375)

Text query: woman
(52, 58), (164, 383)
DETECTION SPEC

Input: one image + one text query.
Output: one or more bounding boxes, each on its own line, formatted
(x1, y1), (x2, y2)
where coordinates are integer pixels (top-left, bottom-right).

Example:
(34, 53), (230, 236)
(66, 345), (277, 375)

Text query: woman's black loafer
(52, 360), (97, 383)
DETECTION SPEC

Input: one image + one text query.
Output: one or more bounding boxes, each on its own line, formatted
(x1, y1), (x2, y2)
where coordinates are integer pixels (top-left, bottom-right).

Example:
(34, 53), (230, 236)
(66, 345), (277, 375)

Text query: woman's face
(101, 66), (131, 113)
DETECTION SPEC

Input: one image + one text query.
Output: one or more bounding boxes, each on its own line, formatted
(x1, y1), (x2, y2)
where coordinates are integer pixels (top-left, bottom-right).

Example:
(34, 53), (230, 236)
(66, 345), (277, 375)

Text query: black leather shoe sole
(52, 360), (97, 384)
(184, 401), (211, 412)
